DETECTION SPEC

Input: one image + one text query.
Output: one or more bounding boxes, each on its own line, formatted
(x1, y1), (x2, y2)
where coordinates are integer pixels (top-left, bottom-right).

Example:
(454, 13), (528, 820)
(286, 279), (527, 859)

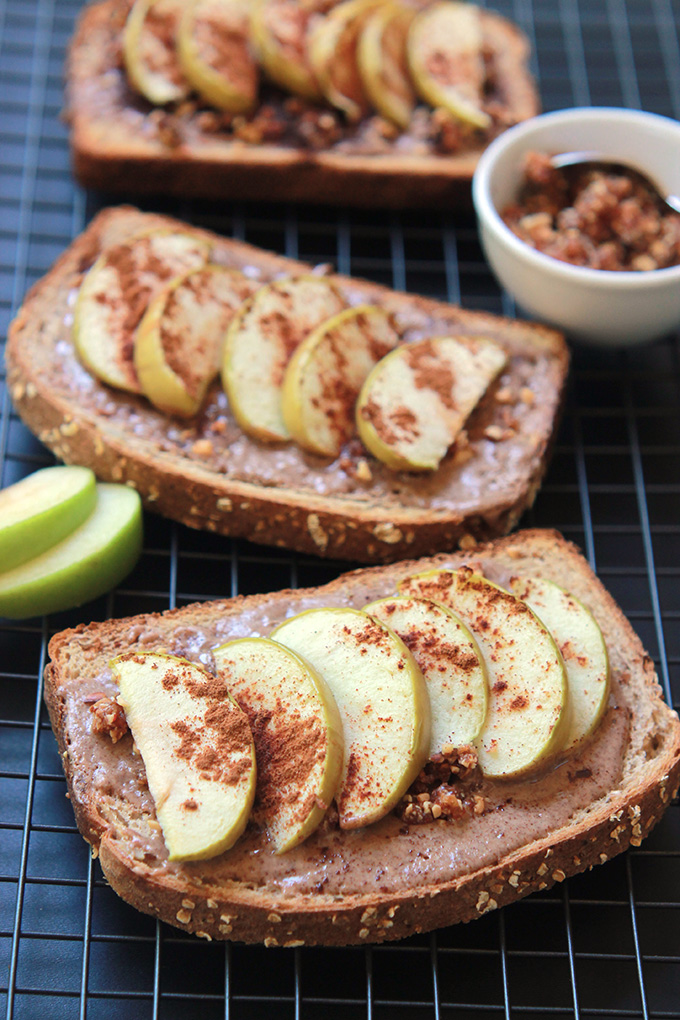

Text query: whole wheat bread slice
(45, 529), (680, 947)
(6, 207), (568, 563)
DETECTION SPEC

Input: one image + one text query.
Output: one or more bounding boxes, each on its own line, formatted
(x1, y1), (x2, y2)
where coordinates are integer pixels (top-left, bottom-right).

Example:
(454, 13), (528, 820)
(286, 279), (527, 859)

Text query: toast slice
(44, 530), (680, 946)
(66, 1), (538, 207)
(6, 207), (568, 564)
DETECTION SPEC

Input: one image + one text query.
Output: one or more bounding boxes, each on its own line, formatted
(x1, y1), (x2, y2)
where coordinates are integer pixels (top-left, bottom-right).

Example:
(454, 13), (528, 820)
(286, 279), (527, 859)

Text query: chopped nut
(284, 940), (305, 948)
(610, 826), (624, 841)
(537, 863), (548, 876)
(600, 853), (608, 864)
(355, 458), (372, 482)
(182, 899), (196, 910)
(359, 928), (370, 939)
(307, 513), (328, 551)
(476, 891), (490, 911)
(207, 899), (218, 910)
(509, 872), (520, 888)
(552, 869), (566, 882)
(196, 931), (212, 941)
(219, 923), (233, 934)
(217, 497), (233, 511)
(361, 907), (377, 923)
(176, 909), (192, 924)
(373, 522), (403, 544)
(264, 937), (279, 948)
(267, 913), (282, 923)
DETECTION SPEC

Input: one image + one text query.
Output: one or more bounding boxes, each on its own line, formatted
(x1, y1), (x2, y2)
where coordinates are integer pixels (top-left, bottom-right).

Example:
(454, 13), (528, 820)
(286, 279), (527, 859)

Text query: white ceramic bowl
(472, 107), (680, 346)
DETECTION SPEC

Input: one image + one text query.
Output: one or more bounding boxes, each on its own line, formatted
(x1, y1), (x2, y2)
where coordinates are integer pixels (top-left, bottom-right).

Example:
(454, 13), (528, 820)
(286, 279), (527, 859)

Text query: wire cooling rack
(2, 0), (680, 1016)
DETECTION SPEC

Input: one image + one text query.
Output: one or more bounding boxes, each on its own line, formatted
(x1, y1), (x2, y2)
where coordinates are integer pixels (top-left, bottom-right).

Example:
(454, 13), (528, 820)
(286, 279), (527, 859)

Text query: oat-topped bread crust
(66, 0), (539, 206)
(44, 530), (680, 946)
(6, 207), (568, 563)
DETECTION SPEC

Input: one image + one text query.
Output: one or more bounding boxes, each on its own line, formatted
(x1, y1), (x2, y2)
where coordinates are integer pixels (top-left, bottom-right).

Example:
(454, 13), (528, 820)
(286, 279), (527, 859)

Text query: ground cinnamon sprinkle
(246, 706), (325, 818)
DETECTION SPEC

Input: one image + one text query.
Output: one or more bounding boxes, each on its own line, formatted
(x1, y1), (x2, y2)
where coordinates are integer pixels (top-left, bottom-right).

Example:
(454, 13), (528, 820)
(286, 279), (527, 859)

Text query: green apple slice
(0, 466), (96, 573)
(508, 576), (610, 754)
(308, 0), (383, 121)
(400, 568), (568, 779)
(271, 607), (430, 829)
(134, 264), (255, 417)
(178, 0), (259, 114)
(0, 483), (142, 619)
(357, 2), (416, 129)
(111, 651), (256, 861)
(356, 335), (507, 471)
(212, 637), (343, 853)
(407, 1), (491, 130)
(250, 0), (324, 102)
(74, 230), (210, 394)
(281, 305), (400, 458)
(365, 595), (488, 754)
(123, 0), (190, 106)
(222, 275), (345, 443)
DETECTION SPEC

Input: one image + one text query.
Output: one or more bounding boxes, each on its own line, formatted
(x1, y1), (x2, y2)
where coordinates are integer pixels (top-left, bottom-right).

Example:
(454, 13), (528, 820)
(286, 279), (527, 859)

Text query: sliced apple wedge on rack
(111, 652), (256, 862)
(308, 0), (383, 121)
(178, 0), (259, 114)
(212, 637), (343, 853)
(134, 264), (255, 417)
(123, 0), (190, 105)
(357, 335), (507, 471)
(407, 1), (491, 130)
(74, 230), (210, 394)
(250, 0), (324, 102)
(365, 595), (488, 754)
(282, 305), (399, 458)
(400, 567), (568, 779)
(222, 276), (345, 443)
(272, 608), (430, 829)
(508, 576), (610, 754)
(357, 2), (416, 129)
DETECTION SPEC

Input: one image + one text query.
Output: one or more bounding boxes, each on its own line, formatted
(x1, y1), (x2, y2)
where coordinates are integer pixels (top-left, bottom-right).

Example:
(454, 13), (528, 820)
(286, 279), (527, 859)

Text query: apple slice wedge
(134, 264), (255, 418)
(74, 230), (209, 394)
(123, 0), (190, 106)
(308, 0), (383, 121)
(0, 466), (96, 573)
(250, 0), (324, 102)
(0, 483), (142, 619)
(400, 567), (568, 779)
(212, 637), (343, 853)
(177, 0), (259, 114)
(222, 275), (345, 443)
(111, 652), (256, 861)
(357, 2), (416, 130)
(508, 576), (610, 754)
(365, 595), (488, 754)
(281, 305), (399, 458)
(356, 335), (507, 471)
(271, 607), (430, 829)
(407, 1), (491, 130)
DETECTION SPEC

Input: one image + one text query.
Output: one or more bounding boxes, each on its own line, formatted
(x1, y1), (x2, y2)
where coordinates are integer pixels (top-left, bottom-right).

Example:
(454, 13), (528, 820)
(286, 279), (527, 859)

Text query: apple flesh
(281, 304), (399, 458)
(111, 651), (256, 861)
(365, 595), (488, 755)
(399, 567), (568, 779)
(0, 483), (143, 619)
(271, 607), (430, 829)
(134, 264), (255, 417)
(74, 230), (209, 394)
(308, 0), (383, 121)
(222, 275), (346, 443)
(357, 2), (416, 129)
(0, 465), (96, 573)
(178, 0), (259, 114)
(123, 0), (190, 106)
(212, 637), (343, 853)
(356, 335), (507, 471)
(250, 0), (324, 102)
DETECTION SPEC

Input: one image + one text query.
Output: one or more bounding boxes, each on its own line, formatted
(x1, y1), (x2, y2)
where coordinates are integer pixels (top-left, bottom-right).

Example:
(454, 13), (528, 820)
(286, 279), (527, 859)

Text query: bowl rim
(472, 106), (680, 288)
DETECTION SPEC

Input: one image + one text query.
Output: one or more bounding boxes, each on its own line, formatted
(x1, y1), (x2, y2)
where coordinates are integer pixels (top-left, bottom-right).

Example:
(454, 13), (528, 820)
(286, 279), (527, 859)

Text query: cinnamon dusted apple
(177, 0), (259, 114)
(250, 0), (325, 102)
(123, 0), (189, 105)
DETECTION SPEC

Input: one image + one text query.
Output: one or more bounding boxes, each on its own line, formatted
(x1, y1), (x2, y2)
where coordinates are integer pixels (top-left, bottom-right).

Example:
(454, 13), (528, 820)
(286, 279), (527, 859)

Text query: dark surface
(1, 0), (680, 1017)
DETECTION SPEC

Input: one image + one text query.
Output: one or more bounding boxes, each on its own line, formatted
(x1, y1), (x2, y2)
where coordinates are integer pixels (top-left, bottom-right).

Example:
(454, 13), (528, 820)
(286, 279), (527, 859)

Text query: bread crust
(66, 0), (539, 207)
(7, 207), (569, 563)
(44, 529), (680, 946)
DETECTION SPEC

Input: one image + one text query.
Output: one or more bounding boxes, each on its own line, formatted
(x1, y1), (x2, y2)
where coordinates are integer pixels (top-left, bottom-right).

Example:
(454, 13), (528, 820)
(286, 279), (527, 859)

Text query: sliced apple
(271, 607), (430, 829)
(0, 466), (96, 573)
(177, 0), (258, 114)
(0, 483), (142, 619)
(250, 0), (324, 102)
(123, 0), (190, 106)
(365, 595), (488, 754)
(111, 651), (256, 861)
(399, 567), (568, 779)
(74, 230), (210, 394)
(134, 264), (254, 417)
(356, 335), (507, 471)
(282, 305), (399, 458)
(508, 576), (610, 754)
(212, 637), (343, 853)
(308, 0), (383, 121)
(222, 275), (345, 443)
(407, 1), (491, 130)
(357, 2), (416, 129)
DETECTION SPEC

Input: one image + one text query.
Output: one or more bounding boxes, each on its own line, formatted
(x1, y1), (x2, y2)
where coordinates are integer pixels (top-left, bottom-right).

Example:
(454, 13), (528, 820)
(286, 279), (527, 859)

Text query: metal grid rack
(1, 0), (680, 1016)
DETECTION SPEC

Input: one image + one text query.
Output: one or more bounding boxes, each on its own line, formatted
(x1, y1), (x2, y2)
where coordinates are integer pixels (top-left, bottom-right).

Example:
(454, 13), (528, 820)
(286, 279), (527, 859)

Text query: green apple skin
(308, 0), (383, 121)
(212, 636), (344, 853)
(123, 0), (189, 106)
(357, 2), (415, 130)
(0, 466), (96, 573)
(177, 0), (258, 114)
(250, 0), (323, 102)
(0, 484), (143, 619)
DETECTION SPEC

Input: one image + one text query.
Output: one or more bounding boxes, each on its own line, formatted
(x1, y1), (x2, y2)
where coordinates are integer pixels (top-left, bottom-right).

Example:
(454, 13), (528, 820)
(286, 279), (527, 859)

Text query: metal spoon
(550, 150), (680, 215)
